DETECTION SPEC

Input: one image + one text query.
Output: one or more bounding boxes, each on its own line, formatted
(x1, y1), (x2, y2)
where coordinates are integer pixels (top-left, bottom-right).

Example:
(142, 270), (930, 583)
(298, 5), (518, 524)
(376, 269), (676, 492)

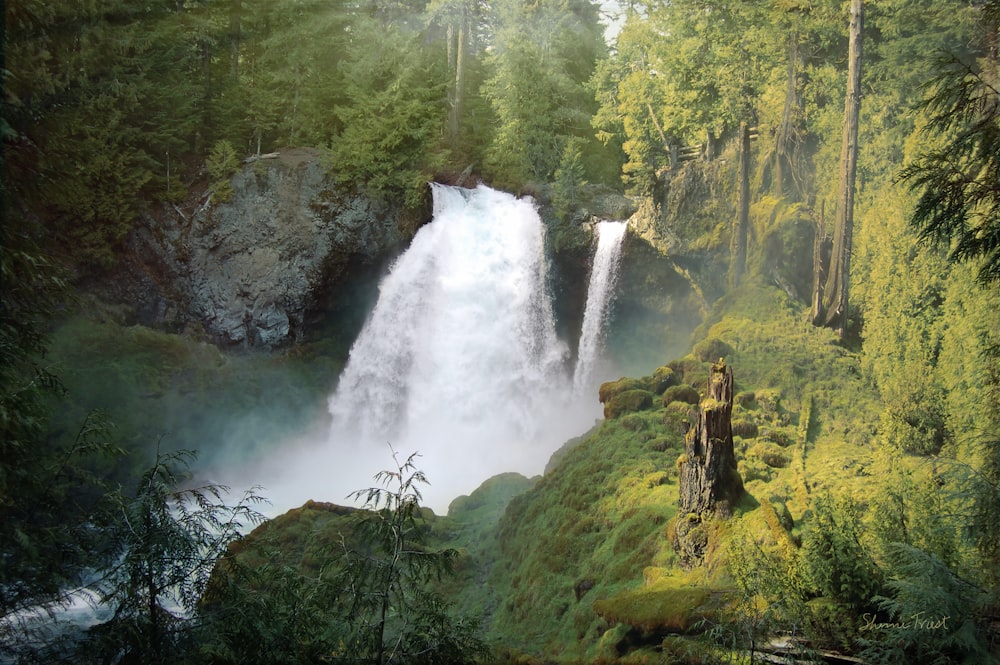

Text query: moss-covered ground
(46, 280), (891, 662)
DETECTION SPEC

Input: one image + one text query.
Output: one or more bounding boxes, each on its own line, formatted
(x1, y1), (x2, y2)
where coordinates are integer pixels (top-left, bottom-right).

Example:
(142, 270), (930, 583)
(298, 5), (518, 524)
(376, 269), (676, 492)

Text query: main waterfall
(237, 185), (626, 515)
(325, 184), (584, 510)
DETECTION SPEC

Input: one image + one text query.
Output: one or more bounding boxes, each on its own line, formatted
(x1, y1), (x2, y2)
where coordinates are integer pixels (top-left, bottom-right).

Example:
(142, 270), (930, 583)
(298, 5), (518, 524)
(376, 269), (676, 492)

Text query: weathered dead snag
(674, 359), (745, 566)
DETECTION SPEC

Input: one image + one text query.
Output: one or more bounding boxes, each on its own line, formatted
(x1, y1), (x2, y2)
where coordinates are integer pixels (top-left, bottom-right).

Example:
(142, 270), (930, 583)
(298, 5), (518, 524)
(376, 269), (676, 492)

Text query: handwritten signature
(860, 611), (950, 632)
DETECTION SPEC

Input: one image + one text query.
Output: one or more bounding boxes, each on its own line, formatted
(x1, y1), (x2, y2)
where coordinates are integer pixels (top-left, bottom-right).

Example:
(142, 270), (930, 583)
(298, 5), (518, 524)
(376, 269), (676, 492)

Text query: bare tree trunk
(675, 361), (744, 566)
(819, 0), (863, 337)
(810, 201), (830, 325)
(729, 122), (751, 289)
(454, 18), (467, 144)
(774, 34), (799, 197)
(229, 1), (241, 81)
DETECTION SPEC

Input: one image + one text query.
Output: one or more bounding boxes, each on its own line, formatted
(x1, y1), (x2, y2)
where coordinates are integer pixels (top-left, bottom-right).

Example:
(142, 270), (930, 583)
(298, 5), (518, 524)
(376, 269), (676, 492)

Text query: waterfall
(234, 185), (626, 515)
(322, 184), (580, 511)
(572, 220), (627, 399)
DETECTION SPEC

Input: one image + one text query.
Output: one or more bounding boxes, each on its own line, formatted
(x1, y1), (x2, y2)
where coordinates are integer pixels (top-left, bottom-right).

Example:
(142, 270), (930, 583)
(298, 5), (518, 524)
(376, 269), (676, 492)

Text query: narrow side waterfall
(572, 221), (628, 399)
(320, 184), (582, 511)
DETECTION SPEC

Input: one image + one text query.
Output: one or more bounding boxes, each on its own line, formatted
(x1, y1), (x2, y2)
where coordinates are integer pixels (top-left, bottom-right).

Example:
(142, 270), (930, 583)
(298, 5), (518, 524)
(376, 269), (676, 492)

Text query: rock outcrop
(115, 148), (416, 347)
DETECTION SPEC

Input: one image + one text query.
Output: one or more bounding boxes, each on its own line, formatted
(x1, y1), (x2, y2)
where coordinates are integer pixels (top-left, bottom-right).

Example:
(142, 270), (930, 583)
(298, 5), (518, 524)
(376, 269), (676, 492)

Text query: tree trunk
(729, 122), (751, 289)
(810, 201), (830, 324)
(455, 18), (467, 143)
(446, 17), (468, 149)
(819, 0), (863, 337)
(675, 360), (744, 566)
(230, 1), (241, 81)
(774, 34), (800, 197)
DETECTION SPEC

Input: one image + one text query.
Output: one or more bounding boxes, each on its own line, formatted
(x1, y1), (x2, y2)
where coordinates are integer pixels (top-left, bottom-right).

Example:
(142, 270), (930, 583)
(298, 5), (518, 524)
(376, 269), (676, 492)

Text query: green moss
(662, 384), (700, 406)
(605, 389), (655, 419)
(647, 365), (679, 394)
(592, 584), (728, 634)
(750, 441), (791, 469)
(599, 376), (645, 404)
(732, 418), (759, 438)
(691, 336), (735, 363)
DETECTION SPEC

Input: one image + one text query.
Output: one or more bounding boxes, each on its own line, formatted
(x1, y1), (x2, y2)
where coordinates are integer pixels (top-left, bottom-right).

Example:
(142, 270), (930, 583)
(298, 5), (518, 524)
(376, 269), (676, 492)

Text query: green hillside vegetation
(5, 0), (1000, 663)
(207, 276), (996, 662)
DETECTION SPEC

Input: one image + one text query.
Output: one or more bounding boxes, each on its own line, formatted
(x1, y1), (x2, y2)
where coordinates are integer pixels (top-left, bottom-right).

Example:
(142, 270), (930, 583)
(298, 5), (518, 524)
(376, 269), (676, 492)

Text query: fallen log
(243, 152), (280, 164)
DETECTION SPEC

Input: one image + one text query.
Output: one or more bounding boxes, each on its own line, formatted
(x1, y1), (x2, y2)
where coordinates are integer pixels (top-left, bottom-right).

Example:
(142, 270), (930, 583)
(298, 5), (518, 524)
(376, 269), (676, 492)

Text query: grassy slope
(477, 284), (880, 661)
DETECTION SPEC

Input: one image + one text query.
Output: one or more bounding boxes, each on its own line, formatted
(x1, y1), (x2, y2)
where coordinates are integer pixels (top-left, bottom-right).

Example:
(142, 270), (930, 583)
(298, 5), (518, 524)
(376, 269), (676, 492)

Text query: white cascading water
(237, 185), (624, 515)
(572, 221), (628, 400)
(322, 184), (585, 511)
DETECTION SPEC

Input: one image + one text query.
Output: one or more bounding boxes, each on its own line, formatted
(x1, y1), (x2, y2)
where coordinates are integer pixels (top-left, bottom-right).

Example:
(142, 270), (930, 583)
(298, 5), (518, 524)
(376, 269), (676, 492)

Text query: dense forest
(3, 0), (1000, 663)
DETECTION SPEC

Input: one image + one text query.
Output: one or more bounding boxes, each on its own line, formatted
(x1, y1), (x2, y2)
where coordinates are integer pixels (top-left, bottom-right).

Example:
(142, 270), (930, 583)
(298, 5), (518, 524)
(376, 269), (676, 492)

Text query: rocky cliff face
(115, 148), (417, 347)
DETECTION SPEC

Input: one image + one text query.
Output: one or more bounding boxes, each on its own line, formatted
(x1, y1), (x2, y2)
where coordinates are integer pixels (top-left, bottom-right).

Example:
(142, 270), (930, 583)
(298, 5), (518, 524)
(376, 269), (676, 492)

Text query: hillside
(211, 282), (891, 663)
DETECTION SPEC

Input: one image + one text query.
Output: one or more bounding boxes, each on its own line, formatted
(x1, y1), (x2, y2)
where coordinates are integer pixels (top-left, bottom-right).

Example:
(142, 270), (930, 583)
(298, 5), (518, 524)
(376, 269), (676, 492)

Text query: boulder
(116, 148), (414, 347)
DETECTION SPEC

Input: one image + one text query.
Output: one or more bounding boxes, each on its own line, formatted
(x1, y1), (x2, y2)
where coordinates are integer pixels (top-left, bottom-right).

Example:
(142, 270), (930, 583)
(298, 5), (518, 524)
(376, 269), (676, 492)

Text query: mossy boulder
(599, 377), (645, 404)
(750, 441), (791, 468)
(731, 419), (759, 439)
(662, 384), (700, 407)
(605, 389), (655, 419)
(646, 365), (679, 394)
(592, 583), (725, 634)
(759, 427), (795, 447)
(668, 358), (707, 385)
(620, 413), (648, 431)
(738, 457), (774, 483)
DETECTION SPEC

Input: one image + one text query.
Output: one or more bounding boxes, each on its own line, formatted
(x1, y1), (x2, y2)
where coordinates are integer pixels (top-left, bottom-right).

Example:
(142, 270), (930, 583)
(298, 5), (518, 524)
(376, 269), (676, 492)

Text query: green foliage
(327, 19), (448, 208)
(336, 449), (481, 665)
(207, 140), (240, 203)
(0, 219), (125, 656)
(200, 547), (341, 665)
(83, 448), (266, 664)
(898, 44), (1000, 284)
(551, 139), (588, 222)
(800, 494), (881, 613)
(482, 0), (606, 189)
(860, 544), (995, 665)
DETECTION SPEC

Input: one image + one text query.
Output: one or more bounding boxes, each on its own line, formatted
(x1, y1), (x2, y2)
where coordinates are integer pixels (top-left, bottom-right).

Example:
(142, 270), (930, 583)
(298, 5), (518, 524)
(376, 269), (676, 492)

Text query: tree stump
(674, 359), (745, 566)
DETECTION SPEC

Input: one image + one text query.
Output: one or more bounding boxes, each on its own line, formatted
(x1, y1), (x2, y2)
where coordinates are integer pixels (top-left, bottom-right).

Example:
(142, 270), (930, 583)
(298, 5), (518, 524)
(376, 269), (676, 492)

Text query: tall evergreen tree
(813, 0), (863, 336)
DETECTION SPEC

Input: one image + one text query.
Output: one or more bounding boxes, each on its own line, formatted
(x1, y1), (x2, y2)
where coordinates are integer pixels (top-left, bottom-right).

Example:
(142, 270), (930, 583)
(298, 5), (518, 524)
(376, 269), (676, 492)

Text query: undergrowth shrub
(207, 140), (240, 203)
(800, 495), (882, 613)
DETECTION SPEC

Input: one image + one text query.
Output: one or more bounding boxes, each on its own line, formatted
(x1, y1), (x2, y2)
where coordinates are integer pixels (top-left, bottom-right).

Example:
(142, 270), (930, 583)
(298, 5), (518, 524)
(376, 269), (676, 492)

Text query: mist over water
(238, 185), (625, 515)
